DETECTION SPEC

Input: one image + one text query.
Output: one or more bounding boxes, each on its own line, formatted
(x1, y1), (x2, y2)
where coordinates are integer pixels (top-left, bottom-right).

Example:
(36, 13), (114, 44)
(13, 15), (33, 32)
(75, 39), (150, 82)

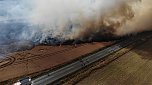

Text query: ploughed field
(0, 42), (112, 83)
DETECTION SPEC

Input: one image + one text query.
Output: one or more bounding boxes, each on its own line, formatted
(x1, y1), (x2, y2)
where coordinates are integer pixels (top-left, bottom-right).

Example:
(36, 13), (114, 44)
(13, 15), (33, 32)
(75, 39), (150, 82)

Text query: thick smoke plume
(0, 0), (151, 57)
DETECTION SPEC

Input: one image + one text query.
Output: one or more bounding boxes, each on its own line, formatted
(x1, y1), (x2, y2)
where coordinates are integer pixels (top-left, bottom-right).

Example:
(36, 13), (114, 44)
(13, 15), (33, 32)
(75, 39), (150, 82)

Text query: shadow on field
(133, 38), (152, 60)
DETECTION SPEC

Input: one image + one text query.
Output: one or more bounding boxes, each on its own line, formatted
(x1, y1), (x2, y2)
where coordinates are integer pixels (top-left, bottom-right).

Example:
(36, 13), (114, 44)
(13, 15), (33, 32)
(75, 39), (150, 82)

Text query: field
(77, 38), (152, 85)
(0, 42), (112, 83)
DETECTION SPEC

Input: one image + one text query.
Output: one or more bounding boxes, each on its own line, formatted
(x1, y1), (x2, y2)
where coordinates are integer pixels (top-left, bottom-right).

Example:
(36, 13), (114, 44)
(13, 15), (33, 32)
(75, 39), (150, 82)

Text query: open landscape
(0, 0), (152, 84)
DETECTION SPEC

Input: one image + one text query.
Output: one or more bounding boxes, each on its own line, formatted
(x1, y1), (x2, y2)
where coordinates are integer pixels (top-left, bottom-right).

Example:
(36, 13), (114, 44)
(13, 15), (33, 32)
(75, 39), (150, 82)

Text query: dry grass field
(77, 38), (152, 85)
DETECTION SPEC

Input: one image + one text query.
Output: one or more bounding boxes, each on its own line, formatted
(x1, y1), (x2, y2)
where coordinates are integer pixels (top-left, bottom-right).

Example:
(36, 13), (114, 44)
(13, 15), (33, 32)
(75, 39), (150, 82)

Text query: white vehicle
(13, 77), (31, 85)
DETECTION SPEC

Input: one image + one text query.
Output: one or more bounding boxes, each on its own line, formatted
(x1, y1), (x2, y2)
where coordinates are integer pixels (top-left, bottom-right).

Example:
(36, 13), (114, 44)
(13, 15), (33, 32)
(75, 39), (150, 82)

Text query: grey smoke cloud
(0, 0), (151, 57)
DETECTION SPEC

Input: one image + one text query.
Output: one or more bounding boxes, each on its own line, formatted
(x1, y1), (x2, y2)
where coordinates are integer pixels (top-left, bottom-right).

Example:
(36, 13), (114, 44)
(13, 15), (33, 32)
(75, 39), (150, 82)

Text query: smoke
(0, 0), (151, 56)
(115, 0), (152, 35)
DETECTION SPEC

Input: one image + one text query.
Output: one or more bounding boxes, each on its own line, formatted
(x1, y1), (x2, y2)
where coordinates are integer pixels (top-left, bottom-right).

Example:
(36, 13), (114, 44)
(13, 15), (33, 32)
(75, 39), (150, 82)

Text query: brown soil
(0, 42), (112, 83)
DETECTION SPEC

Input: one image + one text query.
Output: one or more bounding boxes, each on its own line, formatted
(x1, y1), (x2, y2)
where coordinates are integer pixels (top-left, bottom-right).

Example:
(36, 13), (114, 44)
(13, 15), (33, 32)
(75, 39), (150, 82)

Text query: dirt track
(0, 42), (112, 82)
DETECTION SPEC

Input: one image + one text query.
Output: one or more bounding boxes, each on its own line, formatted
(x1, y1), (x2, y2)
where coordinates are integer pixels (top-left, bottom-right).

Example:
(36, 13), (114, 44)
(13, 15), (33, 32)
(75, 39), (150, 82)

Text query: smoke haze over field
(0, 0), (152, 56)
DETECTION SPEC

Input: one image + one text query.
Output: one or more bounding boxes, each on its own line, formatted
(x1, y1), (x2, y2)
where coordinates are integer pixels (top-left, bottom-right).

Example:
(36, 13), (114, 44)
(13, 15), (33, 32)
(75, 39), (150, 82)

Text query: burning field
(0, 0), (152, 57)
(0, 0), (152, 83)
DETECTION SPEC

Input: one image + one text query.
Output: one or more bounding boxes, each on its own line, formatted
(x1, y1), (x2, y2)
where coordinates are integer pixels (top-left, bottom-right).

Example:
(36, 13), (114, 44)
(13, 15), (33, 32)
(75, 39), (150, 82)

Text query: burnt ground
(0, 31), (150, 84)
